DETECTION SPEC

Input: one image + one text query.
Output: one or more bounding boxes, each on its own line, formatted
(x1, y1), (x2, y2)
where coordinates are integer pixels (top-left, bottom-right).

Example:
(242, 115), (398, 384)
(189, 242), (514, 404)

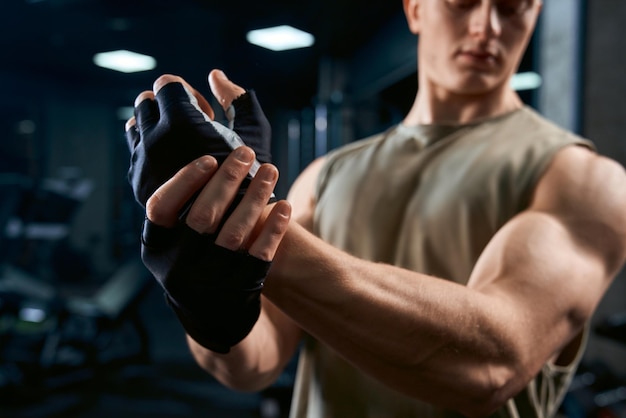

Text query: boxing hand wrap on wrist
(141, 218), (271, 354)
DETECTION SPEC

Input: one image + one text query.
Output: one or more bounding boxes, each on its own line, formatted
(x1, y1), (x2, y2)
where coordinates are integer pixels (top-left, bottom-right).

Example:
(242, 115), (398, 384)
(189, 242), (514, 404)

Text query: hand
(125, 70), (272, 211)
(125, 73), (290, 353)
(141, 151), (291, 353)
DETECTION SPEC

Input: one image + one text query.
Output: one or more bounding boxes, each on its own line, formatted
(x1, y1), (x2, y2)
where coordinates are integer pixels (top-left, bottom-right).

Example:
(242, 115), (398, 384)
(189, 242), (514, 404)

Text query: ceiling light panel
(93, 50), (157, 73)
(246, 25), (315, 51)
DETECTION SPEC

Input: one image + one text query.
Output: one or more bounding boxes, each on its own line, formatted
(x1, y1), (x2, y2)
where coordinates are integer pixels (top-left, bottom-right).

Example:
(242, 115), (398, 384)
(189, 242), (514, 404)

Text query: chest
(315, 134), (529, 279)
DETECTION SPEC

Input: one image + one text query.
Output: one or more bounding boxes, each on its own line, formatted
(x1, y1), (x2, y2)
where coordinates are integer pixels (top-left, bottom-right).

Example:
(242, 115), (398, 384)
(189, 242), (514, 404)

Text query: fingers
(134, 91), (159, 134)
(125, 116), (139, 151)
(208, 69), (246, 111)
(186, 146), (257, 234)
(247, 200), (291, 262)
(129, 74), (216, 138)
(209, 70), (273, 164)
(153, 74), (215, 122)
(215, 163), (279, 252)
(143, 142), (288, 262)
(125, 90), (157, 152)
(146, 156), (219, 228)
(125, 116), (136, 132)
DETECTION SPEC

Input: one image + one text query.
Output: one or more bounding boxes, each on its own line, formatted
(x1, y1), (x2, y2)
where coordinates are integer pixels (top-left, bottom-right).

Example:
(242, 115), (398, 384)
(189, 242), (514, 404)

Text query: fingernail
(259, 166), (277, 182)
(214, 70), (227, 81)
(195, 156), (215, 172)
(234, 147), (254, 163)
(277, 201), (292, 218)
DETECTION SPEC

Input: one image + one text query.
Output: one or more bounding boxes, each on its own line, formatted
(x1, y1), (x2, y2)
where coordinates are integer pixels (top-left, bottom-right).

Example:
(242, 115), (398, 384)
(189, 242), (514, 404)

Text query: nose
(469, 3), (502, 39)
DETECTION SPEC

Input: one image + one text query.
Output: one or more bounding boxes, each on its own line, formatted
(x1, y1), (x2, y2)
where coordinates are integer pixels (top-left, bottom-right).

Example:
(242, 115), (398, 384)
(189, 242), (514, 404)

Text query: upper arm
(467, 146), (626, 370)
(531, 146), (626, 276)
(286, 157), (327, 232)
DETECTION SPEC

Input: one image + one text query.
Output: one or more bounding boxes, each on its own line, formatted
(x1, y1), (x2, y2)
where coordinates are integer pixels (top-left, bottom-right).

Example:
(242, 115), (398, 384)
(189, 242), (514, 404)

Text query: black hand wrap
(141, 219), (270, 354)
(125, 80), (274, 353)
(126, 81), (272, 209)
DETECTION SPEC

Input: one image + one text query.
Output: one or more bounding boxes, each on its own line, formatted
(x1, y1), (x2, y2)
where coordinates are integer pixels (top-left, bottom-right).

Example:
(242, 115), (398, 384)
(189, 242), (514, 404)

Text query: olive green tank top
(289, 107), (594, 418)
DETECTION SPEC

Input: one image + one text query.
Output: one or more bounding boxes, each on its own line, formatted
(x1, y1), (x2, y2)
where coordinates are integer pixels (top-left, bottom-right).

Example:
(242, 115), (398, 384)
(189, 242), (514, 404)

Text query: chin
(448, 74), (507, 96)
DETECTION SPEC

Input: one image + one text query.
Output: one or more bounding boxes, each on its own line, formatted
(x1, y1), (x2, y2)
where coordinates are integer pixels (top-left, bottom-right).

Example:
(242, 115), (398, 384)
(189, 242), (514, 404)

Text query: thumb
(208, 69), (247, 111)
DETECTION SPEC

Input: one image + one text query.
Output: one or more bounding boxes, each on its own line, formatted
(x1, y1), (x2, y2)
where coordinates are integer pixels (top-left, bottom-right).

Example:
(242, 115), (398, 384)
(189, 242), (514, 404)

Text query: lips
(463, 50), (494, 59)
(457, 48), (499, 68)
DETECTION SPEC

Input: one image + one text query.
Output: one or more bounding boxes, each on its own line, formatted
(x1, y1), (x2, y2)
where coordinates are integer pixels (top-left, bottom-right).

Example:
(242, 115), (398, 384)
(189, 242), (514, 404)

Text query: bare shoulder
(532, 145), (626, 216)
(531, 145), (626, 273)
(286, 157), (327, 232)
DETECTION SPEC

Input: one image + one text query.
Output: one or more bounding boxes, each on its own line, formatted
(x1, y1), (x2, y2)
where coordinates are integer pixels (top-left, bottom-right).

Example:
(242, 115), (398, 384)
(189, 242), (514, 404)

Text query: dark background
(0, 0), (624, 417)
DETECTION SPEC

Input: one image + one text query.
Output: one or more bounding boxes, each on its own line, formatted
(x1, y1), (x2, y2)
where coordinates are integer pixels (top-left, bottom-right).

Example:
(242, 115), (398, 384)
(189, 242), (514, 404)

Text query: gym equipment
(595, 311), (626, 347)
(0, 259), (153, 403)
(0, 170), (154, 413)
(558, 312), (626, 418)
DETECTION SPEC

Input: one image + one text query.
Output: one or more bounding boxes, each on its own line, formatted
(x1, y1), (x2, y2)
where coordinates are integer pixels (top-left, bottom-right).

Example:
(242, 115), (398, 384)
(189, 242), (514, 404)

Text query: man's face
(409, 0), (542, 96)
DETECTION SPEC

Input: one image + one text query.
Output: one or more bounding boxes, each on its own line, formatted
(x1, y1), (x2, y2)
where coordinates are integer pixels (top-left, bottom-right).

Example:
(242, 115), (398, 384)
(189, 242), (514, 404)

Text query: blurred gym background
(0, 0), (624, 417)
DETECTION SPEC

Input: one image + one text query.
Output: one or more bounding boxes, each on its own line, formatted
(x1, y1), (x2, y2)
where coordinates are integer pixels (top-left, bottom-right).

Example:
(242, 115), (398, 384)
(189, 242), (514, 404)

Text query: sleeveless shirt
(289, 107), (594, 418)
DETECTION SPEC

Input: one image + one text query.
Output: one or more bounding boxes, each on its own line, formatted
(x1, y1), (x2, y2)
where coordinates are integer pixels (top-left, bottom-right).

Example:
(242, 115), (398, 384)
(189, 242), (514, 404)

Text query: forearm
(188, 297), (302, 392)
(263, 221), (580, 415)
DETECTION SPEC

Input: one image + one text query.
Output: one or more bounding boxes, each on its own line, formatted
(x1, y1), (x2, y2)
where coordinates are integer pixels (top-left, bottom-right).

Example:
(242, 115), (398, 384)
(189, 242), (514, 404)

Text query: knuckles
(218, 226), (249, 251)
(186, 207), (220, 234)
(153, 74), (185, 95)
(134, 90), (155, 108)
(220, 162), (249, 184)
(247, 181), (273, 203)
(145, 191), (171, 226)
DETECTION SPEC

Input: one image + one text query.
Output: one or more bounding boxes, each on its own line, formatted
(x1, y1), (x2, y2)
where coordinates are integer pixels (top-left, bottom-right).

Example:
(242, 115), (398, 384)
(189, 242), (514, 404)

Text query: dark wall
(580, 0), (626, 376)
(0, 74), (142, 282)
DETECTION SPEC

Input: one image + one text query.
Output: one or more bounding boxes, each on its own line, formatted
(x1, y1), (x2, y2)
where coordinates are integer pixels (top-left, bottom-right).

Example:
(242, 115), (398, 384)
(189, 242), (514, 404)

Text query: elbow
(458, 397), (509, 418)
(195, 357), (280, 394)
(218, 374), (276, 393)
(197, 360), (279, 393)
(397, 358), (528, 417)
(453, 318), (539, 416)
(455, 363), (527, 418)
(187, 336), (277, 393)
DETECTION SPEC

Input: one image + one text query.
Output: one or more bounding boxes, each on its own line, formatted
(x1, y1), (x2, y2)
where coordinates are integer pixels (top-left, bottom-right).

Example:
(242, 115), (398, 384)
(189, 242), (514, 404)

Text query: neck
(404, 81), (524, 126)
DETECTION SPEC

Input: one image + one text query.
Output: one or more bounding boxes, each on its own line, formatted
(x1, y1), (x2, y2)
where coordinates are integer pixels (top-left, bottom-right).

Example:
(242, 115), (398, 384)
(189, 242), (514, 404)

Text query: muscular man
(125, 0), (626, 416)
